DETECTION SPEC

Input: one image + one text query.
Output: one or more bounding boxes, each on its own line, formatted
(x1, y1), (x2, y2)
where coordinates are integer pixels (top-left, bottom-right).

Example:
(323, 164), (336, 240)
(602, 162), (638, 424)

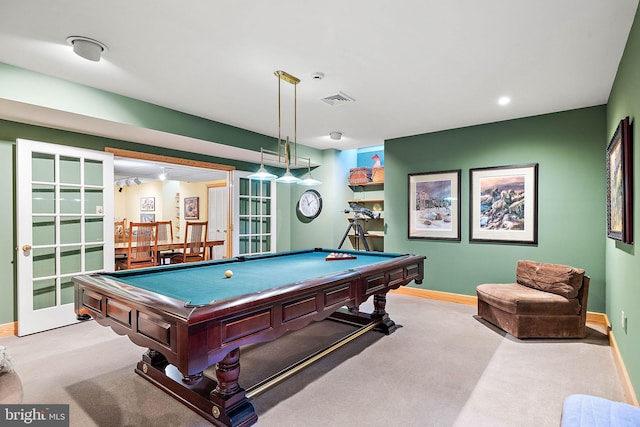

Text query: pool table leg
(332, 293), (398, 335)
(135, 348), (257, 427)
(373, 294), (398, 334)
(210, 348), (247, 414)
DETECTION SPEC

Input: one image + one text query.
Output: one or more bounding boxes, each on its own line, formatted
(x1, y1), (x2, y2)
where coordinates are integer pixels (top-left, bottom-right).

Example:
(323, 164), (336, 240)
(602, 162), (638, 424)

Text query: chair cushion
(516, 260), (585, 299)
(476, 283), (581, 315)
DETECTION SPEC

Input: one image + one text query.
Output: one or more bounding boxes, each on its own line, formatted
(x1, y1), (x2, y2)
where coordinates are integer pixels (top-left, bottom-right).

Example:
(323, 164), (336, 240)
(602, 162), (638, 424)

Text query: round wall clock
(298, 189), (323, 219)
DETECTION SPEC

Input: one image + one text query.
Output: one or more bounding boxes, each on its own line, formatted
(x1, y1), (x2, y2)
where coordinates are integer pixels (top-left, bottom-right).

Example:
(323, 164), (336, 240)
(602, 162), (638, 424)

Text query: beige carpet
(0, 293), (625, 426)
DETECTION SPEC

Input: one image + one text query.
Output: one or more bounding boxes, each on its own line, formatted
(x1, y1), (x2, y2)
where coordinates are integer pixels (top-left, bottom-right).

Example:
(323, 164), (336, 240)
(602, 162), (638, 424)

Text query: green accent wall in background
(289, 148), (353, 251)
(0, 62), (271, 154)
(606, 3), (640, 402)
(0, 141), (15, 323)
(384, 106), (607, 313)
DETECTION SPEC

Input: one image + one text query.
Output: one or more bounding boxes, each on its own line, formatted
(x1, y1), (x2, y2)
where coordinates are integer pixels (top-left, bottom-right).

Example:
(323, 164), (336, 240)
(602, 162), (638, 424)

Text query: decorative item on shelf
(247, 70), (321, 186)
(372, 167), (384, 183)
(349, 167), (372, 185)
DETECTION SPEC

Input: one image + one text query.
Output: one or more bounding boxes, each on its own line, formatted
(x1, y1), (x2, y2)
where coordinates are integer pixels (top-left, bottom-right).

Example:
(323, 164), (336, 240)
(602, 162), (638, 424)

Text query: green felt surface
(106, 250), (403, 306)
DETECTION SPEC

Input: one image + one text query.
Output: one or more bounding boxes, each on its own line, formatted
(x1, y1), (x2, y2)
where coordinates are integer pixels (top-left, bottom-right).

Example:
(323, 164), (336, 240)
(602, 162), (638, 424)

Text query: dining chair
(156, 220), (174, 265)
(126, 222), (159, 269)
(170, 221), (208, 264)
(114, 218), (128, 270)
(114, 218), (127, 243)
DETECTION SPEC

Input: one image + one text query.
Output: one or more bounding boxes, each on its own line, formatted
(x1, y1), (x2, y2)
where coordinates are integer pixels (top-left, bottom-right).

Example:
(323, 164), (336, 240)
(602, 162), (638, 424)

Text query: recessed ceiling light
(498, 96), (511, 106)
(66, 36), (107, 62)
(329, 131), (342, 140)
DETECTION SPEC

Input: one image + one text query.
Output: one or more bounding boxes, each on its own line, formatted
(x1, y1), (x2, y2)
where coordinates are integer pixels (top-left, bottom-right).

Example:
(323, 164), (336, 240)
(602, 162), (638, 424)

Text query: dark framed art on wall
(606, 116), (633, 244)
(469, 163), (538, 244)
(408, 170), (461, 241)
(184, 196), (200, 220)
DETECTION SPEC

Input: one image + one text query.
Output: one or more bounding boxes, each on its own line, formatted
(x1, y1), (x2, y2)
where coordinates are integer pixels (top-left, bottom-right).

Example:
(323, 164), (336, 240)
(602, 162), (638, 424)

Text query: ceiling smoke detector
(321, 91), (355, 107)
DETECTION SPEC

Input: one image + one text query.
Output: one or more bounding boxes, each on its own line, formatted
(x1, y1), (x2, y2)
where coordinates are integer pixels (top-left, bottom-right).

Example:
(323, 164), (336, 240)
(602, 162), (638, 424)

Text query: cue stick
(245, 320), (380, 399)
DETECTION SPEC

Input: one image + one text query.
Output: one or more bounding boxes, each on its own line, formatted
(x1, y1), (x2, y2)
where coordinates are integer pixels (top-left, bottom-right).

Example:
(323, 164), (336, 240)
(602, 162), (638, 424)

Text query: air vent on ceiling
(321, 91), (355, 107)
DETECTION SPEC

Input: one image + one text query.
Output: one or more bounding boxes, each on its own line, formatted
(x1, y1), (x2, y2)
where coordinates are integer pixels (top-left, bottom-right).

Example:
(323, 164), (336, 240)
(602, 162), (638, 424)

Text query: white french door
(16, 139), (114, 336)
(232, 171), (276, 256)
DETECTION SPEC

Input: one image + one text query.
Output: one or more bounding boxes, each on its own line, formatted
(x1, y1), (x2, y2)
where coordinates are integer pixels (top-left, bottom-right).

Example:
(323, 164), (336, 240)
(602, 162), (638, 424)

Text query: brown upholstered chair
(476, 260), (590, 339)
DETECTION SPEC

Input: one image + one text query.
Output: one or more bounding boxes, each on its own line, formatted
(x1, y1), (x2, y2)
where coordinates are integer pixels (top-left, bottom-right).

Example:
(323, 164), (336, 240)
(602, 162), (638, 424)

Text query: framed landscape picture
(408, 170), (461, 241)
(607, 116), (633, 244)
(470, 163), (538, 244)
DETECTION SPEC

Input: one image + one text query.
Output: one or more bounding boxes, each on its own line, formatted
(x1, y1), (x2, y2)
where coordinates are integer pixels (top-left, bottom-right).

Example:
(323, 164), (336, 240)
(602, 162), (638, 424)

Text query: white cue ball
(225, 270), (233, 278)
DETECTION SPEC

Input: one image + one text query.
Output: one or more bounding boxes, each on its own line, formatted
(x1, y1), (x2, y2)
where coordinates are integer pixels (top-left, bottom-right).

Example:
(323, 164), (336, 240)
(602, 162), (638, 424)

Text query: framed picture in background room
(184, 196), (199, 220)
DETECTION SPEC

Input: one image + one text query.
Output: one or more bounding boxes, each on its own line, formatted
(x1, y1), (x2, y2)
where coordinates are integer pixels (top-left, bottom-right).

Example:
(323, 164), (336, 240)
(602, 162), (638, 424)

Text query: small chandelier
(248, 70), (320, 185)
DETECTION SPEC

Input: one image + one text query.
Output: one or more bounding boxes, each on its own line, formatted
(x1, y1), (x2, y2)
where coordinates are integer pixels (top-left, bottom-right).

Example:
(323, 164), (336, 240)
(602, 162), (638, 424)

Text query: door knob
(21, 244), (32, 253)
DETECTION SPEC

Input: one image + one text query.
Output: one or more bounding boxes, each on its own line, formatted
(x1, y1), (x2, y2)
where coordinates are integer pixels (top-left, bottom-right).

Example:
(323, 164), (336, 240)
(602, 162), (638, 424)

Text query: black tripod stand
(338, 212), (370, 251)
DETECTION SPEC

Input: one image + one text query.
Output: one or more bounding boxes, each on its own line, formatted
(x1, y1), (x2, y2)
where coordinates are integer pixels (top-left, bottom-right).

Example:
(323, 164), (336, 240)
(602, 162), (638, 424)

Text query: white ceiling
(113, 157), (228, 185)
(0, 1), (637, 154)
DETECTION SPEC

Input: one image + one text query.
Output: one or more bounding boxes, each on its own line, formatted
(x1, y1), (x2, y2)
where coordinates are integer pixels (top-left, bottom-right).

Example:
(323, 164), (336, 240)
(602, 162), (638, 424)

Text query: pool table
(73, 248), (425, 427)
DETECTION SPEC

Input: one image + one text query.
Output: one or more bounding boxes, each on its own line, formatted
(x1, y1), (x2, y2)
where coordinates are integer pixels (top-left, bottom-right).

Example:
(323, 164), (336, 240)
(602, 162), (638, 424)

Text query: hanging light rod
(275, 70), (300, 85)
(248, 70), (321, 186)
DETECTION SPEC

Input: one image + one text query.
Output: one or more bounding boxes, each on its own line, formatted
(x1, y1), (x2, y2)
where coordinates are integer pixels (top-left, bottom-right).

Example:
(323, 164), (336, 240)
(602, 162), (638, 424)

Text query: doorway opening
(108, 148), (234, 258)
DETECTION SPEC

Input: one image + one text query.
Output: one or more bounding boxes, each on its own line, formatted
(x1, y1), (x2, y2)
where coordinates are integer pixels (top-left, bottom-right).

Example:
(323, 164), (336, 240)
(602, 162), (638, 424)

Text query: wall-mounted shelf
(344, 188), (384, 252)
(348, 181), (384, 190)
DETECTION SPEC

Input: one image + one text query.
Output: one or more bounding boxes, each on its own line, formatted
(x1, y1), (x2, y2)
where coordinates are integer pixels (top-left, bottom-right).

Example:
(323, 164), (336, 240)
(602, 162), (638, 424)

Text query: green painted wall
(0, 141), (15, 323)
(384, 106), (607, 313)
(0, 63), (272, 154)
(606, 4), (640, 399)
(289, 148), (356, 251)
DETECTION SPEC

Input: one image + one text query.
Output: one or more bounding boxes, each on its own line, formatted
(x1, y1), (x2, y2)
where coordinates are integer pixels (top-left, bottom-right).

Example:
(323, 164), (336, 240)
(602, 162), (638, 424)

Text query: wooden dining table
(114, 238), (225, 261)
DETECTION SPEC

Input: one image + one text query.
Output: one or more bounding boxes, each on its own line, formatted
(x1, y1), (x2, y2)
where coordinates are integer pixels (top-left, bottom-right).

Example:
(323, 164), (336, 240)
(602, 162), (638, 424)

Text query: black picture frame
(408, 170), (461, 241)
(470, 163), (538, 244)
(607, 116), (633, 244)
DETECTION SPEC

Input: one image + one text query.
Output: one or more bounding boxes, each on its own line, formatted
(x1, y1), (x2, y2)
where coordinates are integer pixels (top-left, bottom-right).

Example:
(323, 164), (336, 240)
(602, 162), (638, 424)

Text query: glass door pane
(235, 175), (275, 256)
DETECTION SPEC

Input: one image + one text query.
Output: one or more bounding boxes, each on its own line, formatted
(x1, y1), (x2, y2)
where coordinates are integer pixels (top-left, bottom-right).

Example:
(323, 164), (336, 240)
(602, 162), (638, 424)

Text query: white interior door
(16, 139), (114, 336)
(207, 185), (229, 259)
